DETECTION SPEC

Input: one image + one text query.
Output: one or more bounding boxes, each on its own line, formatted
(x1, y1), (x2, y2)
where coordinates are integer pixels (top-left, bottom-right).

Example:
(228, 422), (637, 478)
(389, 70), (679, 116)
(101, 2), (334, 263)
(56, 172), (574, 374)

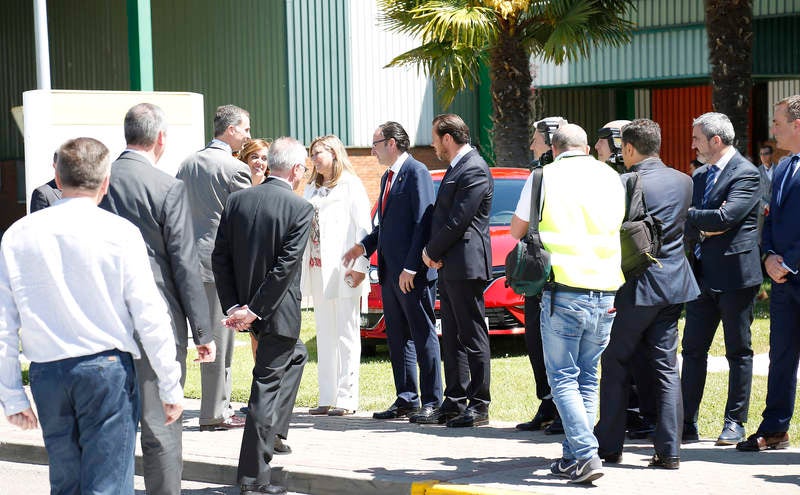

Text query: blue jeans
(540, 289), (615, 461)
(29, 349), (139, 495)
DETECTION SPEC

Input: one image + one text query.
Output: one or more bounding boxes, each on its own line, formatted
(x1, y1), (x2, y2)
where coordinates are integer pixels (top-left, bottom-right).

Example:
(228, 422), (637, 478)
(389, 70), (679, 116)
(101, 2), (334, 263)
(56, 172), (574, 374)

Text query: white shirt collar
(211, 138), (233, 154)
(553, 149), (587, 161)
(449, 144), (472, 169)
(711, 146), (737, 172)
(123, 148), (155, 167)
(389, 152), (409, 175)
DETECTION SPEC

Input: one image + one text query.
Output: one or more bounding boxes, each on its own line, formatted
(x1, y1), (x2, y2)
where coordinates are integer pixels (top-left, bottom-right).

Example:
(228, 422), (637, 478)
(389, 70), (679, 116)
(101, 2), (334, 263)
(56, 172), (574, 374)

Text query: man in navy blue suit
(737, 96), (800, 452)
(343, 121), (443, 424)
(594, 119), (700, 469)
(681, 112), (763, 446)
(423, 114), (494, 428)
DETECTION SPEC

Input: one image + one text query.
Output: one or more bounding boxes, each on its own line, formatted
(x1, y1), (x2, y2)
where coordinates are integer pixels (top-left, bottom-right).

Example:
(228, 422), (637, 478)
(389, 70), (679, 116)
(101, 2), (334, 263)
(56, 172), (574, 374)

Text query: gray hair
(551, 123), (588, 150)
(56, 137), (111, 190)
(777, 95), (800, 121)
(268, 137), (307, 173)
(124, 103), (166, 147)
(213, 104), (249, 137)
(693, 112), (735, 145)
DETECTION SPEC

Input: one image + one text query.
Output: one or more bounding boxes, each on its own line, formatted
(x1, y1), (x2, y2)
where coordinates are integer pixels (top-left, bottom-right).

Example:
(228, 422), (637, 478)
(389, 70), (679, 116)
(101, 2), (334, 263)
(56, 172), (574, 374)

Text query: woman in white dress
(302, 135), (371, 416)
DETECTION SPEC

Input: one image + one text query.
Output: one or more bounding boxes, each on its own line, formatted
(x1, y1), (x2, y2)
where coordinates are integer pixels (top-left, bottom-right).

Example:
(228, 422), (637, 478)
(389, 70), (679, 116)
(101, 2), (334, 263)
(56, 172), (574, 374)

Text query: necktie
(694, 164), (720, 260)
(777, 155), (800, 205)
(381, 170), (394, 214)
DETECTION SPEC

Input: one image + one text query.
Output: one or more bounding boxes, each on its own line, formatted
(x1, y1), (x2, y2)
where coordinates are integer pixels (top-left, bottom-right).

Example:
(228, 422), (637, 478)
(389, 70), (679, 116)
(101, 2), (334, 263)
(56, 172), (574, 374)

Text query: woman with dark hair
(302, 135), (371, 416)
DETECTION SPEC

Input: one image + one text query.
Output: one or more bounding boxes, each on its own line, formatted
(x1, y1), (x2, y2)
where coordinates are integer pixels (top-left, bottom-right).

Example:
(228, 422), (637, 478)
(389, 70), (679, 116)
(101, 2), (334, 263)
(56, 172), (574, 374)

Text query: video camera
(597, 126), (624, 170)
(534, 117), (565, 166)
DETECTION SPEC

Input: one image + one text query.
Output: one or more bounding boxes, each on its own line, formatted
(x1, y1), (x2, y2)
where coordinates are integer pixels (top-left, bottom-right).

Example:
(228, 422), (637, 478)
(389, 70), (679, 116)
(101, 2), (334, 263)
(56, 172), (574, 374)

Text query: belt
(544, 282), (617, 315)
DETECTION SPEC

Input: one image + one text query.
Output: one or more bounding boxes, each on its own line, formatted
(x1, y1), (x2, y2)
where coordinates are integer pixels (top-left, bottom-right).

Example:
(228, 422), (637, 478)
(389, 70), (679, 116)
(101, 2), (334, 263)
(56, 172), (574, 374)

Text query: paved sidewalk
(1, 396), (799, 495)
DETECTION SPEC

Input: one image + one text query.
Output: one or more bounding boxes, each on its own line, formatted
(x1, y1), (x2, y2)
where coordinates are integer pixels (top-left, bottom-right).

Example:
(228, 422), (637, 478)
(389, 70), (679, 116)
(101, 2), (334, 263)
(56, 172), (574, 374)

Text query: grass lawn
(182, 285), (800, 446)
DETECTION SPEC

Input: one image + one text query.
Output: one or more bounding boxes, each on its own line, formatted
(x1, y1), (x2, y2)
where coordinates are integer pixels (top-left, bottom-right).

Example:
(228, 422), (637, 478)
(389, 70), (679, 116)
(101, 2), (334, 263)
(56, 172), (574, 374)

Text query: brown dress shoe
(736, 432), (790, 451)
(327, 407), (355, 416)
(308, 405), (331, 415)
(199, 415), (246, 431)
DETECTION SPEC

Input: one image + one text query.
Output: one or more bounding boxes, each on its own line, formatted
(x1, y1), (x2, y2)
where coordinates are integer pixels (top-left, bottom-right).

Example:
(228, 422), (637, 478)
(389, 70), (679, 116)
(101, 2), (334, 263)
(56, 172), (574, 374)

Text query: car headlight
(368, 267), (379, 284)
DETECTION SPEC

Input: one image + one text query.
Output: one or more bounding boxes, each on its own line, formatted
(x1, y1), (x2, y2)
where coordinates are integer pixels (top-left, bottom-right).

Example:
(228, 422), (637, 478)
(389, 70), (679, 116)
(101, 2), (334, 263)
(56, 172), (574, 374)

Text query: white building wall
(348, 1), (434, 146)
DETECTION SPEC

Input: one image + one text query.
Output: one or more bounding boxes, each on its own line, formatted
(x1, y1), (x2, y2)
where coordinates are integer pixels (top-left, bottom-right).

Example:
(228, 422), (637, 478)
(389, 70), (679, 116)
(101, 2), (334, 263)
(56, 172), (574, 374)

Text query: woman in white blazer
(302, 135), (371, 416)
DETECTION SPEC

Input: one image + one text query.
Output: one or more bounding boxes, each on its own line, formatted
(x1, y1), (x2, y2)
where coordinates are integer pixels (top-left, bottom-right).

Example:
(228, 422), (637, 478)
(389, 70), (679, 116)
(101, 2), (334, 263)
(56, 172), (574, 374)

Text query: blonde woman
(239, 139), (271, 186)
(302, 135), (371, 416)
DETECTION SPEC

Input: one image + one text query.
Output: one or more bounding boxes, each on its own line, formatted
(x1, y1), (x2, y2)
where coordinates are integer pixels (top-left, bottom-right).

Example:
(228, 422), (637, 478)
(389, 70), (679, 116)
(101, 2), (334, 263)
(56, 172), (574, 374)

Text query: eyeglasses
(760, 151), (772, 156)
(372, 138), (390, 148)
(297, 163), (308, 173)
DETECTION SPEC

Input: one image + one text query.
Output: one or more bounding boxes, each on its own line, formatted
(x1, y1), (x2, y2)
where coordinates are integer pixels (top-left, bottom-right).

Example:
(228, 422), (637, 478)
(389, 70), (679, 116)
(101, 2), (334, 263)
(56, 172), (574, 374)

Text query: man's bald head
(552, 124), (589, 157)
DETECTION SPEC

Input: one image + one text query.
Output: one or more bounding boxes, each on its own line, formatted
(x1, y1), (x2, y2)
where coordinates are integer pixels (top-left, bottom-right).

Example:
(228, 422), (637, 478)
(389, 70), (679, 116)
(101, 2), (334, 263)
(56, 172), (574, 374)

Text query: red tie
(381, 170), (394, 214)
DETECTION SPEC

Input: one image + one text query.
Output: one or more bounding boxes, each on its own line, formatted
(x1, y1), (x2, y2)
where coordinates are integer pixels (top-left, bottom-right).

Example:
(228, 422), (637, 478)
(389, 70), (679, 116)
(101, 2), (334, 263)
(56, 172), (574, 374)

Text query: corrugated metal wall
(285, 0), (350, 145)
(753, 16), (800, 77)
(535, 88), (616, 143)
(632, 0), (704, 27)
(767, 79), (800, 125)
(634, 89), (652, 118)
(0, 1), (36, 159)
(349, 0), (435, 147)
(651, 85), (713, 173)
(151, 0), (289, 143)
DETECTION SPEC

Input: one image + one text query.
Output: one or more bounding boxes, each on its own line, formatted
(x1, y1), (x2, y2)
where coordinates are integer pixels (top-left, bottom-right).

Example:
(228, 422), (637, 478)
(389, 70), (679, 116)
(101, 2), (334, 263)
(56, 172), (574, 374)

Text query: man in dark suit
(343, 121), (442, 423)
(29, 152), (61, 212)
(682, 111), (762, 446)
(737, 96), (800, 452)
(178, 104), (252, 431)
(213, 137), (313, 495)
(422, 113), (493, 428)
(594, 119), (700, 469)
(100, 103), (216, 495)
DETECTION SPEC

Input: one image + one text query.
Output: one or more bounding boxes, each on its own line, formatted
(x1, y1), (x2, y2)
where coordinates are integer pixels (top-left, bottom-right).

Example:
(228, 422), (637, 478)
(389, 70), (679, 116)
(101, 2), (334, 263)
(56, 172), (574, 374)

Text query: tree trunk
(489, 27), (532, 168)
(705, 0), (753, 156)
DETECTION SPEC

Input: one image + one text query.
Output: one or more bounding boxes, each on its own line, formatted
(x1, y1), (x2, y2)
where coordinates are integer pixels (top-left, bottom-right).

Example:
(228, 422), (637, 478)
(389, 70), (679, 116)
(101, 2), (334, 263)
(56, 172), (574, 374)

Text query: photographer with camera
(516, 117), (567, 435)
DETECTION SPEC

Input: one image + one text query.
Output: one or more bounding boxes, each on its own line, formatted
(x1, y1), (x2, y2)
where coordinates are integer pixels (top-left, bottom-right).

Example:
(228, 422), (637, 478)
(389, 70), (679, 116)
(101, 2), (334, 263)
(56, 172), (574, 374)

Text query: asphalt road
(0, 460), (308, 495)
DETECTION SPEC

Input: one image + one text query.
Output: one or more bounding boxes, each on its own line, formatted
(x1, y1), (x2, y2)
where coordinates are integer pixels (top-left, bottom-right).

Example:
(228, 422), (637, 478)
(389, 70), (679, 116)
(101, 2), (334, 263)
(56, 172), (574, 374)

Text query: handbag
(505, 167), (551, 296)
(620, 172), (663, 279)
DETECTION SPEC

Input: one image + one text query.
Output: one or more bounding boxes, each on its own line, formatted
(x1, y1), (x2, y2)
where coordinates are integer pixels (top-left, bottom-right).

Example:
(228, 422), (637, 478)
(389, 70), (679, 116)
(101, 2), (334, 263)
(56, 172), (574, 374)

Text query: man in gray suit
(100, 103), (217, 495)
(177, 104), (252, 431)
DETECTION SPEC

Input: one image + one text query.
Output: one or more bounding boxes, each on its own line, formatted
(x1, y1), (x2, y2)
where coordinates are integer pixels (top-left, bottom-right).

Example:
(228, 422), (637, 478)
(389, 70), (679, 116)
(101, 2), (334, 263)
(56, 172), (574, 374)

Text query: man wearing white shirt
(422, 114), (494, 428)
(0, 137), (183, 495)
(343, 121), (442, 423)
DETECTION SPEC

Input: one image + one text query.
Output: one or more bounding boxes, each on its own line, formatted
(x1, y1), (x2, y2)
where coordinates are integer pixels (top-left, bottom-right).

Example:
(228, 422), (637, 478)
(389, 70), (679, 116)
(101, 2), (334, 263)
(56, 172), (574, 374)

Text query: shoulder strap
(527, 167), (544, 240)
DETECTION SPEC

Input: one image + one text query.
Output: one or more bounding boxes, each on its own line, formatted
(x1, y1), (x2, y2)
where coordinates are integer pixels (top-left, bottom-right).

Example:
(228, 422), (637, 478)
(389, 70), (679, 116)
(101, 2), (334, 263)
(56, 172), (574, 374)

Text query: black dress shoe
(649, 454), (680, 469)
(598, 450), (623, 463)
(273, 436), (291, 455)
(446, 408), (489, 427)
(682, 422), (699, 443)
(373, 403), (419, 420)
(626, 414), (656, 440)
(241, 483), (287, 495)
(516, 399), (557, 431)
(716, 419), (745, 445)
(544, 416), (564, 435)
(409, 406), (444, 424)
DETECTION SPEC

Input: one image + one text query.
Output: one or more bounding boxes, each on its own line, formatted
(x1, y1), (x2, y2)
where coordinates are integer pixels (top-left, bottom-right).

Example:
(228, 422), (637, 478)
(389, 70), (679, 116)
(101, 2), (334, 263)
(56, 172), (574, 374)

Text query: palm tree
(705, 0), (753, 156)
(379, 0), (635, 167)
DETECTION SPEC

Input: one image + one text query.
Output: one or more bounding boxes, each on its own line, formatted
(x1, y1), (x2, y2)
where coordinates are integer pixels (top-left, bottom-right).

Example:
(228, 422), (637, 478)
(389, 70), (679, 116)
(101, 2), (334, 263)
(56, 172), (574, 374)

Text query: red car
(360, 167), (530, 354)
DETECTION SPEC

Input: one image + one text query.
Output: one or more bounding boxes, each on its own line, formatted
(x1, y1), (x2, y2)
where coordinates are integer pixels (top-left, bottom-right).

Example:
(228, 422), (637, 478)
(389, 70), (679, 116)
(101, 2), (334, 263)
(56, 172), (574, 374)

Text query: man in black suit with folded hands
(212, 137), (313, 495)
(422, 113), (494, 427)
(681, 112), (762, 446)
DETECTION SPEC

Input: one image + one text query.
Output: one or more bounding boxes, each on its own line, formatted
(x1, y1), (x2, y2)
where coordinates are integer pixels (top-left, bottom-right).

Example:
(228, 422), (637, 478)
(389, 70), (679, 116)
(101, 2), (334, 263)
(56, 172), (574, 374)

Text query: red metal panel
(651, 85), (713, 175)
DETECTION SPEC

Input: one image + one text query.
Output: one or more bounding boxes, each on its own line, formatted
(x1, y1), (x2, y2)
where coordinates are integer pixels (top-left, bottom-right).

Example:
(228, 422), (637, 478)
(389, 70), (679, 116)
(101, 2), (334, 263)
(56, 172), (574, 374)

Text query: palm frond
(385, 41), (487, 107)
(379, 0), (496, 48)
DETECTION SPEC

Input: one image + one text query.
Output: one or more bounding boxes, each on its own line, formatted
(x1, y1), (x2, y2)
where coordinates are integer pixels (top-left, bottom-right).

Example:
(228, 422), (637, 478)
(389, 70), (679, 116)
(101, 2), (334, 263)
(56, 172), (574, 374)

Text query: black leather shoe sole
(544, 418), (564, 435)
(446, 412), (489, 428)
(373, 407), (419, 420)
(649, 454), (680, 469)
(516, 416), (555, 431)
(598, 451), (623, 463)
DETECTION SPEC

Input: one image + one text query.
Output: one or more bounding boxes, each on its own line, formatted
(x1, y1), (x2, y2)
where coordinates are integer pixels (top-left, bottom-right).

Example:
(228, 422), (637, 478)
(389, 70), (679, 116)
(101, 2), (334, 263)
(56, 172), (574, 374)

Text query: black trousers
(681, 284), (759, 425)
(237, 333), (299, 486)
(523, 295), (550, 401)
(595, 288), (683, 457)
(273, 340), (307, 439)
(438, 278), (490, 413)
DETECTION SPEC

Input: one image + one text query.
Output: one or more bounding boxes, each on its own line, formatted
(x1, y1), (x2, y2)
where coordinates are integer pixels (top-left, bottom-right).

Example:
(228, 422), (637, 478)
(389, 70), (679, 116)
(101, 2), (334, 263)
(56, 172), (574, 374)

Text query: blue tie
(777, 155), (800, 205)
(694, 164), (719, 260)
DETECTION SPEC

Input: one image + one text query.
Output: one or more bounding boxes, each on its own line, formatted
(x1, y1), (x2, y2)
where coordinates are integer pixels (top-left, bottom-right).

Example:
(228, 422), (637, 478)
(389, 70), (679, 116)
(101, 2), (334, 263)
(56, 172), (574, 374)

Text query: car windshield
(433, 178), (525, 226)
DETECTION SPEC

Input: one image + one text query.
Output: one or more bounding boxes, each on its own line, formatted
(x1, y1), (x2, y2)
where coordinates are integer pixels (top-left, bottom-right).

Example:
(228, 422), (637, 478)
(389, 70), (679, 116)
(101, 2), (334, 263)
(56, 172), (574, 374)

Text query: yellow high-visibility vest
(539, 153), (626, 291)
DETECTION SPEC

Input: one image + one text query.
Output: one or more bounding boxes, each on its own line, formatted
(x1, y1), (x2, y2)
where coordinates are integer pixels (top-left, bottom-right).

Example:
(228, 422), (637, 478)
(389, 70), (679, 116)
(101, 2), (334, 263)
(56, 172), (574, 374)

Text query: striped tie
(777, 155), (800, 205)
(694, 164), (719, 260)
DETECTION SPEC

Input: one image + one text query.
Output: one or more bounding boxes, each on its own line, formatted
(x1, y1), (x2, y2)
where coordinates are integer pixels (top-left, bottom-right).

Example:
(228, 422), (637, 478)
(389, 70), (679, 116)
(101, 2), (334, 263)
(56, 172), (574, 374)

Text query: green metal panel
(0, 1), (35, 159)
(127, 0), (154, 91)
(753, 15), (800, 76)
(632, 0), (705, 28)
(286, 0), (349, 145)
(536, 88), (616, 143)
(151, 0), (290, 142)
